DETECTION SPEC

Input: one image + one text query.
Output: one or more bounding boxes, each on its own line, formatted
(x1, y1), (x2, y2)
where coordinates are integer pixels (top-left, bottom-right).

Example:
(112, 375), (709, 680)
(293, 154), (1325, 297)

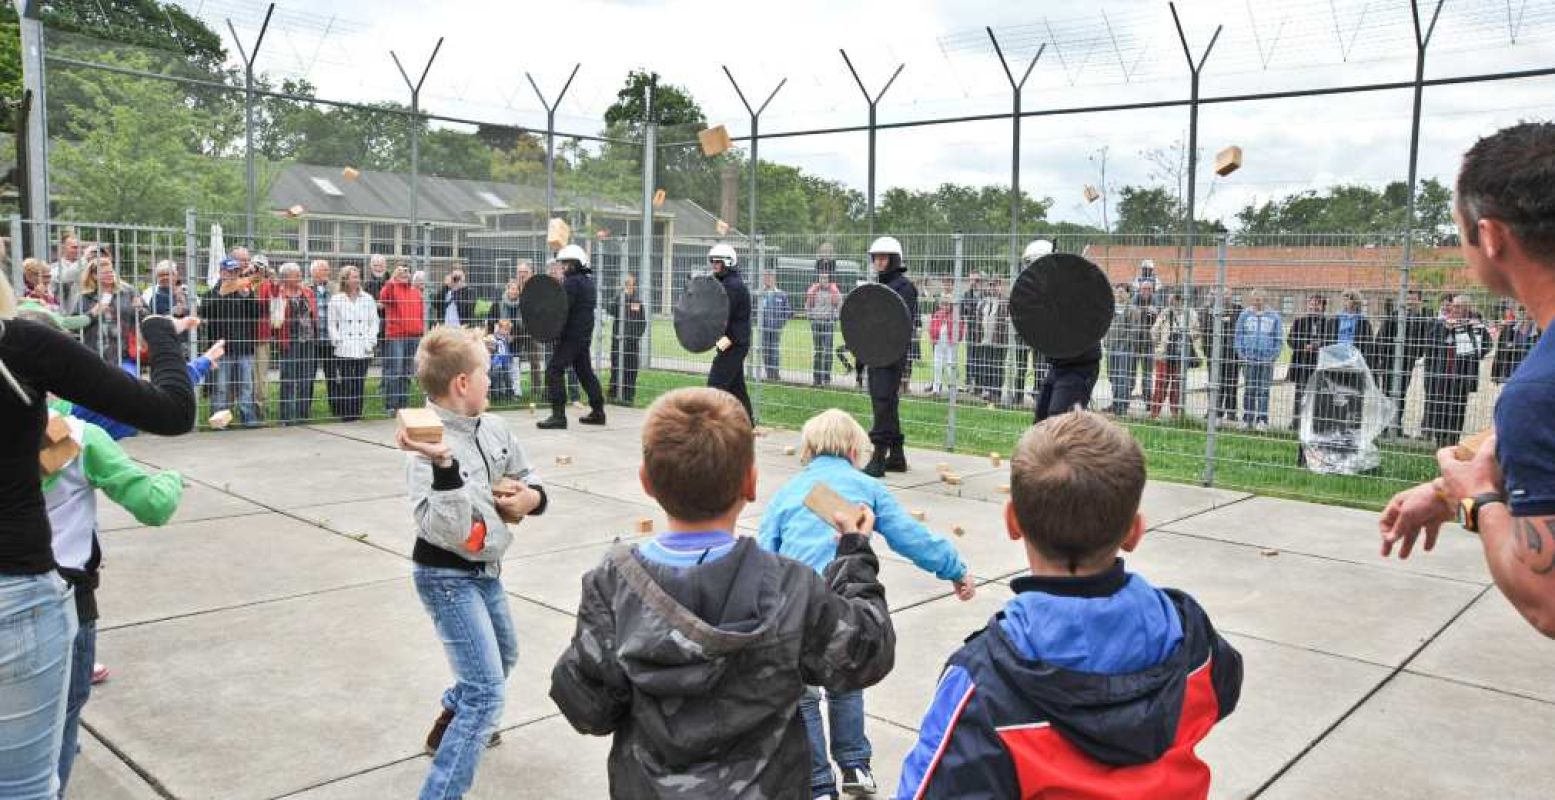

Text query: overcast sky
(201, 0), (1555, 228)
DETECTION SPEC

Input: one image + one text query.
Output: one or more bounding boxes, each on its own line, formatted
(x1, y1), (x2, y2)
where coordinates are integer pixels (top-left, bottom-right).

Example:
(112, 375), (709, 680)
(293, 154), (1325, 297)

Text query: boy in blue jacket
(897, 411), (1241, 799)
(759, 409), (974, 798)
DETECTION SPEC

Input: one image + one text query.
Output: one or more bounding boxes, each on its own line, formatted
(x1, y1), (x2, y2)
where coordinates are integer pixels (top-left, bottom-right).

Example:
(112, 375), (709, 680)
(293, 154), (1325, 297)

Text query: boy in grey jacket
(397, 326), (547, 800)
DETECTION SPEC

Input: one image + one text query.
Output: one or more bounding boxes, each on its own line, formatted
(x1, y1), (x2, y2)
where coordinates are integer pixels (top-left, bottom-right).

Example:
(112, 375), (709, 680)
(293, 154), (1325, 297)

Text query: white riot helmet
(555, 244), (589, 270)
(867, 236), (904, 272)
(1021, 238), (1055, 265)
(708, 243), (738, 272)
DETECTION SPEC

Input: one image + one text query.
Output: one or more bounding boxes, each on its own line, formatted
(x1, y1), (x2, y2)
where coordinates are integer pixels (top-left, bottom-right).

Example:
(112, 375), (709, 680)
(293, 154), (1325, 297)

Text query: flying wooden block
(208, 409), (233, 430)
(698, 124), (733, 157)
(783, 445), (796, 456)
(1083, 185), (1101, 203)
(1455, 427), (1493, 461)
(951, 524), (967, 537)
(910, 509), (927, 522)
(547, 217), (572, 251)
(1214, 146), (1243, 177)
(716, 219), (730, 236)
(989, 452), (1002, 467)
(397, 408), (443, 444)
(555, 455), (573, 466)
(288, 204), (306, 218)
(635, 518), (654, 534)
(652, 189), (666, 208)
(342, 166), (361, 181)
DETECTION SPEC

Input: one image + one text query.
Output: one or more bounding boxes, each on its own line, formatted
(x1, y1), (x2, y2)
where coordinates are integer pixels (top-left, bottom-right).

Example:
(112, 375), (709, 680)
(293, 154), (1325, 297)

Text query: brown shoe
(425, 707), (455, 754)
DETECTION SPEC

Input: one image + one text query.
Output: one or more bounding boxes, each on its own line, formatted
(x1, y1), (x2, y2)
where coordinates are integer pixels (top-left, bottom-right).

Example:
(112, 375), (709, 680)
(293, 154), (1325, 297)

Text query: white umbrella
(206, 222), (225, 287)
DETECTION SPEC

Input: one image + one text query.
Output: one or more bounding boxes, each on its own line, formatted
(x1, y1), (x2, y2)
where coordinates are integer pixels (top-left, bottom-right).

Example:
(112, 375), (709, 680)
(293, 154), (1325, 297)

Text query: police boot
(885, 444), (909, 473)
(537, 405), (568, 430)
(863, 447), (888, 478)
(579, 408), (607, 426)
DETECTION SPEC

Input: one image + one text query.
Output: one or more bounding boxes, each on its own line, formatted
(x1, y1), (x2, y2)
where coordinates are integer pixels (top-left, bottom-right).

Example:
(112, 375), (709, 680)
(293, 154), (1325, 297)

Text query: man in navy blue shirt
(1382, 122), (1555, 637)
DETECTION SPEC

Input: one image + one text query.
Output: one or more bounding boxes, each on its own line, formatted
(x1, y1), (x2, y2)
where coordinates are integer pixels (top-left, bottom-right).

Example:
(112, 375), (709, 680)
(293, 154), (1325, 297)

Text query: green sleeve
(80, 423), (185, 526)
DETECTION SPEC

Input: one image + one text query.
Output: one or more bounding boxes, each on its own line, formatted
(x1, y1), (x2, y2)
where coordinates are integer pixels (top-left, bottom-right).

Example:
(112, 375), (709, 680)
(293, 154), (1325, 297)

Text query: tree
(1235, 179), (1454, 243)
(603, 70), (706, 133)
(1115, 185), (1226, 238)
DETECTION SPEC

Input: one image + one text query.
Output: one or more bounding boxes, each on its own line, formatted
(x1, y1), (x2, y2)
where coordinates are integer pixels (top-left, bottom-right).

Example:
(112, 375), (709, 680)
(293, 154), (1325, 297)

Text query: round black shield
(1009, 254), (1114, 358)
(519, 274), (567, 344)
(674, 275), (730, 353)
(840, 283), (912, 367)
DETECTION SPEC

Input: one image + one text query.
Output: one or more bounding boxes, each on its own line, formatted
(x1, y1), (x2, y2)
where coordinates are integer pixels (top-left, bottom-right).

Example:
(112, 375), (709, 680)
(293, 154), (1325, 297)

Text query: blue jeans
(0, 573), (77, 800)
(213, 354), (260, 427)
(1242, 361), (1274, 424)
(384, 337), (418, 414)
(413, 566), (517, 800)
(800, 686), (871, 796)
(56, 620), (95, 795)
(761, 328), (783, 381)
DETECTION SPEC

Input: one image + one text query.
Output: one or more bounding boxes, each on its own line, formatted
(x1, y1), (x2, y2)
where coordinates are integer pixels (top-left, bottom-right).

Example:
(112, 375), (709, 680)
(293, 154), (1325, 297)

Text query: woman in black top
(0, 273), (195, 794)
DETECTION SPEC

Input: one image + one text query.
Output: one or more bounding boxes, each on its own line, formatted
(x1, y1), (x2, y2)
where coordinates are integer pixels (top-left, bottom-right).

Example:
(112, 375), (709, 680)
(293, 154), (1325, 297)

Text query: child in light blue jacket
(758, 408), (974, 799)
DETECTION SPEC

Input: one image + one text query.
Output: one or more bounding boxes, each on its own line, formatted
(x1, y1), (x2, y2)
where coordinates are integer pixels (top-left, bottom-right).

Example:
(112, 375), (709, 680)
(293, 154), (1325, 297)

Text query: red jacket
(380, 280), (426, 340)
(929, 307), (964, 344)
(256, 279), (279, 341)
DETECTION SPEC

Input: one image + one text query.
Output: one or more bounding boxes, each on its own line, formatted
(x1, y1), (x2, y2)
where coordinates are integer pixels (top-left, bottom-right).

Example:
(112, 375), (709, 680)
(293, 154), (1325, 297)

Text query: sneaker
(91, 663), (110, 685)
(838, 765), (877, 796)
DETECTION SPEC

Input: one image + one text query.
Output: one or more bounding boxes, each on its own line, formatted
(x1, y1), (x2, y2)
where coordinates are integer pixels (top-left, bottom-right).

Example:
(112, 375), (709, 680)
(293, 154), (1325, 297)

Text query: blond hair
(1010, 411), (1146, 573)
(799, 409), (870, 468)
(415, 326), (485, 398)
(642, 388), (753, 522)
(0, 270), (16, 319)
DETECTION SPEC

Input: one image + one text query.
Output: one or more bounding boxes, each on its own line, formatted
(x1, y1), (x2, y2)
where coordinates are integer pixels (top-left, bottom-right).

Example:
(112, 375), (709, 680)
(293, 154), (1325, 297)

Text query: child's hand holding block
(397, 408), (443, 444)
(804, 483), (867, 534)
(491, 477), (529, 523)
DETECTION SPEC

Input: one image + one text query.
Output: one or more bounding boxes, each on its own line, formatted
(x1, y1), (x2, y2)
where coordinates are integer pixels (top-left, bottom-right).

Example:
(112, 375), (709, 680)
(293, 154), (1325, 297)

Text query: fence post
(753, 233), (766, 421)
(9, 214), (23, 290)
(1202, 234), (1228, 488)
(947, 232), (963, 450)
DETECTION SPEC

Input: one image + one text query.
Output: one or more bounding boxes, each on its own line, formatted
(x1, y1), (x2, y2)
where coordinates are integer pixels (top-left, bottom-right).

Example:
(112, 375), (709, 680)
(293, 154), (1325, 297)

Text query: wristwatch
(1459, 491), (1506, 534)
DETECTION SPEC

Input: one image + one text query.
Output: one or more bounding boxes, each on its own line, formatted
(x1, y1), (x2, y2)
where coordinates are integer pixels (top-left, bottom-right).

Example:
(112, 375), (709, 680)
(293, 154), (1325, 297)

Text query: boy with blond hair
(898, 411), (1242, 799)
(759, 408), (973, 798)
(550, 388), (896, 798)
(396, 326), (547, 799)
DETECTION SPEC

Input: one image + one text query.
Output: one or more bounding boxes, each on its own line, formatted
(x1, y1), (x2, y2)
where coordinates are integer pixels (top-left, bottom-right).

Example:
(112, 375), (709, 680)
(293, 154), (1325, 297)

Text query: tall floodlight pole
(723, 67), (786, 239)
(986, 28), (1046, 281)
(392, 37), (444, 273)
(227, 3), (275, 248)
(527, 64), (580, 224)
(839, 51), (904, 237)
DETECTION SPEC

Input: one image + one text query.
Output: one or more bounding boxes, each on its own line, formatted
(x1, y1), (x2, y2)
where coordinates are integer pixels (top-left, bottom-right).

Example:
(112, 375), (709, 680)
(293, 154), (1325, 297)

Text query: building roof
(267, 163), (732, 237)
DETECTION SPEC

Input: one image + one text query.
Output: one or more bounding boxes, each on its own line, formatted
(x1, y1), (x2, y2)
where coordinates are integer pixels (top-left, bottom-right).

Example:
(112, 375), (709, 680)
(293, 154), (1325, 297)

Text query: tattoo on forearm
(1514, 517), (1555, 575)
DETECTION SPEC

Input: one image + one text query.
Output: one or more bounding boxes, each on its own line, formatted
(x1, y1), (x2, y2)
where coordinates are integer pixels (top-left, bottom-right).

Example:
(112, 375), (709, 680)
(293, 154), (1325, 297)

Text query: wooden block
(1214, 145), (1243, 176)
(989, 452), (1002, 467)
(546, 217), (572, 250)
(804, 483), (865, 532)
(996, 484), (1010, 494)
(1083, 184), (1101, 203)
(782, 445), (796, 456)
(910, 509), (927, 522)
(341, 166), (361, 181)
(1260, 548), (1280, 558)
(715, 219), (730, 236)
(528, 402), (537, 415)
(943, 474), (963, 486)
(634, 518), (654, 534)
(1455, 427), (1493, 461)
(652, 189), (666, 208)
(555, 455), (573, 466)
(951, 524), (966, 537)
(698, 124), (733, 157)
(40, 417), (80, 476)
(935, 462), (950, 473)
(44, 414), (70, 445)
(208, 409), (233, 430)
(288, 204), (305, 218)
(397, 408), (443, 444)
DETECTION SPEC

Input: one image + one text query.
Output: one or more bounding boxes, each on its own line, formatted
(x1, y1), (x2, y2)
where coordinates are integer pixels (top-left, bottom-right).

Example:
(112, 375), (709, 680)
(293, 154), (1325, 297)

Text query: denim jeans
(279, 341), (319, 424)
(213, 354), (260, 427)
(800, 686), (871, 796)
(384, 337), (418, 414)
(760, 328), (783, 381)
(1107, 349), (1134, 414)
(1242, 361), (1274, 424)
(0, 572), (77, 800)
(413, 566), (518, 800)
(56, 620), (96, 795)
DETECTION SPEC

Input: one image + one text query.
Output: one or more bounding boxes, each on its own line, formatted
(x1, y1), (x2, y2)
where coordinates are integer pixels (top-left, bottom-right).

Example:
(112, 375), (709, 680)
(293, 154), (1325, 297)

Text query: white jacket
(328, 291), (380, 359)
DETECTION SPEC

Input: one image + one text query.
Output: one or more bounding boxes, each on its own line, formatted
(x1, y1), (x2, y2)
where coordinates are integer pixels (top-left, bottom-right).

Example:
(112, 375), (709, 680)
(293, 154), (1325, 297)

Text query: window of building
(339, 222), (366, 254)
(307, 219), (334, 253)
(310, 177), (344, 197)
(369, 223), (397, 255)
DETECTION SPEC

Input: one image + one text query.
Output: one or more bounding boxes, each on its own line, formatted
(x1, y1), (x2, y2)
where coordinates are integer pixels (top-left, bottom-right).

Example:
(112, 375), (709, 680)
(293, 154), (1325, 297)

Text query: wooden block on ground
(342, 166), (361, 181)
(996, 484), (1010, 494)
(782, 445), (796, 456)
(951, 524), (967, 537)
(635, 518), (654, 534)
(1214, 145), (1243, 176)
(989, 452), (1002, 467)
(555, 455), (573, 466)
(943, 474), (963, 486)
(397, 408), (443, 444)
(208, 409), (233, 430)
(910, 509), (927, 522)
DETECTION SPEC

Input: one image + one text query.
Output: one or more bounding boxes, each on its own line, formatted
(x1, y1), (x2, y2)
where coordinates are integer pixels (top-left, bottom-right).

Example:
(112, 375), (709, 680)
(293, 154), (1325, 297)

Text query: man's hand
(833, 504), (875, 538)
(716, 335), (732, 352)
(1437, 435), (1503, 502)
(951, 576), (976, 601)
(396, 429), (453, 468)
(203, 339), (226, 364)
(1380, 481), (1455, 559)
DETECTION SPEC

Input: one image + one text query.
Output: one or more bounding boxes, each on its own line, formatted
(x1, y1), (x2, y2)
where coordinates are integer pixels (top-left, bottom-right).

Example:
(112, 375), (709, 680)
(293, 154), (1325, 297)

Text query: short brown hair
(415, 326), (485, 398)
(1010, 411), (1145, 573)
(642, 388), (753, 522)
